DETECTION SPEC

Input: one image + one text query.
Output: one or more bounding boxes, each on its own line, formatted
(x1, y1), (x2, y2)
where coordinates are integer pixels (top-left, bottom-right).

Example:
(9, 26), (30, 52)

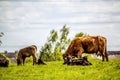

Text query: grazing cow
(66, 56), (92, 66)
(63, 36), (108, 64)
(17, 45), (37, 65)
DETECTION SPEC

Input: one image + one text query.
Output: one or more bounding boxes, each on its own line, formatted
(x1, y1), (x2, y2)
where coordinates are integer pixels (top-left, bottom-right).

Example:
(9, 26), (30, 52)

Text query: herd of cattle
(0, 36), (109, 67)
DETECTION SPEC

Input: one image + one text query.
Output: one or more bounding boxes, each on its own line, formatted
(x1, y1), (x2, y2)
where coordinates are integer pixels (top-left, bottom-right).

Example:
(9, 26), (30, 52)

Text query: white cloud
(1, 1), (120, 24)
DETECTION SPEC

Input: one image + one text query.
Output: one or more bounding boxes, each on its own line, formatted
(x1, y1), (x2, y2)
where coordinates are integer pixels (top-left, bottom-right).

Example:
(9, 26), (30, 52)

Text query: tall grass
(0, 56), (120, 80)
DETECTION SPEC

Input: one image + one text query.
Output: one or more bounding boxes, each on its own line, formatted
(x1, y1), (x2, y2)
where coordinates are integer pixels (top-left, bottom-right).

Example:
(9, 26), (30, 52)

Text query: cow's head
(62, 53), (68, 64)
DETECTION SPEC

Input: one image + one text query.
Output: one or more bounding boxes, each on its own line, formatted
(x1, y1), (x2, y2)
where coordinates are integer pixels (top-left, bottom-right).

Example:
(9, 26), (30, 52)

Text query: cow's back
(18, 45), (37, 57)
(81, 36), (99, 53)
(65, 36), (106, 54)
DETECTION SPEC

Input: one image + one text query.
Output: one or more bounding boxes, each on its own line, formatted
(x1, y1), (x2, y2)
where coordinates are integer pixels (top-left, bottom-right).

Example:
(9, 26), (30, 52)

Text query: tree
(75, 32), (89, 37)
(39, 25), (70, 61)
(59, 25), (70, 52)
(48, 30), (58, 43)
(40, 43), (52, 61)
(0, 32), (4, 46)
(39, 29), (58, 61)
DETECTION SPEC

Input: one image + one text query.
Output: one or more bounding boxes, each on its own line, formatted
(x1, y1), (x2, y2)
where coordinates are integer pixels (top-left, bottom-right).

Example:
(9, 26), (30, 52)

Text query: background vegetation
(39, 25), (70, 61)
(0, 32), (4, 46)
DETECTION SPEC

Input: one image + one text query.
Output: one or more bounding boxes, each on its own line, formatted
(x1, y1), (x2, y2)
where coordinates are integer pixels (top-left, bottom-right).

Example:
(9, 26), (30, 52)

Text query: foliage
(40, 43), (52, 61)
(75, 32), (89, 37)
(0, 57), (120, 80)
(39, 25), (70, 61)
(0, 52), (10, 62)
(0, 32), (4, 46)
(0, 53), (10, 67)
(60, 25), (70, 52)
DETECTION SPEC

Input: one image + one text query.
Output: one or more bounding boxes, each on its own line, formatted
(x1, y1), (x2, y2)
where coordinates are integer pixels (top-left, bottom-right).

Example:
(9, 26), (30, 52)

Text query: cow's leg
(99, 49), (105, 61)
(105, 53), (108, 61)
(100, 51), (104, 61)
(77, 51), (82, 59)
(105, 48), (109, 61)
(77, 48), (84, 59)
(22, 57), (26, 65)
(20, 58), (23, 65)
(32, 55), (37, 65)
(101, 52), (104, 61)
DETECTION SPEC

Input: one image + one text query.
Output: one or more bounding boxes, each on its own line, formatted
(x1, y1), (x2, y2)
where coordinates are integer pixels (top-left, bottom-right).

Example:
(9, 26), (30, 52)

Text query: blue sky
(0, 0), (120, 52)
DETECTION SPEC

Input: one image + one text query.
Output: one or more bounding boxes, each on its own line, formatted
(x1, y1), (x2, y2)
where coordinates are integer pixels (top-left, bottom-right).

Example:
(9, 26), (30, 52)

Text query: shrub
(0, 53), (10, 67)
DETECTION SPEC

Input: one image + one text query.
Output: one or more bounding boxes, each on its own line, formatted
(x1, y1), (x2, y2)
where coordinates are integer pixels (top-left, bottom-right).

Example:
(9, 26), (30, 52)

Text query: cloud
(1, 1), (120, 24)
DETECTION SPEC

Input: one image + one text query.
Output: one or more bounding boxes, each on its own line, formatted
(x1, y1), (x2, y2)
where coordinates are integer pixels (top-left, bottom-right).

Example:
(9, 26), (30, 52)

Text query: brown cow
(63, 36), (108, 64)
(17, 45), (37, 65)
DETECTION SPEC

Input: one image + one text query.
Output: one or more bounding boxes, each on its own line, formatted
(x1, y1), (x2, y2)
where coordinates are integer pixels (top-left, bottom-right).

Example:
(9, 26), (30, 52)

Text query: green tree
(48, 30), (58, 43)
(39, 25), (70, 61)
(0, 32), (4, 46)
(75, 32), (89, 37)
(40, 43), (52, 61)
(39, 29), (58, 61)
(59, 25), (70, 52)
(53, 42), (62, 61)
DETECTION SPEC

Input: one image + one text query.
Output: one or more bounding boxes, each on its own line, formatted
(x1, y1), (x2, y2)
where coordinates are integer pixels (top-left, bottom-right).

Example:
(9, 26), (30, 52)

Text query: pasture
(0, 55), (120, 80)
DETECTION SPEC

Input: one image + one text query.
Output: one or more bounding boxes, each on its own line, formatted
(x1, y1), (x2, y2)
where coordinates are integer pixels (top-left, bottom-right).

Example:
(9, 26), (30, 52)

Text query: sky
(0, 0), (120, 52)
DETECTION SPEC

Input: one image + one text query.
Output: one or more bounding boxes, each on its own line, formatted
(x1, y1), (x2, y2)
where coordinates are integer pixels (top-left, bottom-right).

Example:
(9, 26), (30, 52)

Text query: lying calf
(66, 56), (92, 66)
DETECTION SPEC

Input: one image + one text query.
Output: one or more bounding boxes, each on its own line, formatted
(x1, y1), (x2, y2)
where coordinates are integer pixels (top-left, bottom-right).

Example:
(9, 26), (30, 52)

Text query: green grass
(0, 56), (120, 80)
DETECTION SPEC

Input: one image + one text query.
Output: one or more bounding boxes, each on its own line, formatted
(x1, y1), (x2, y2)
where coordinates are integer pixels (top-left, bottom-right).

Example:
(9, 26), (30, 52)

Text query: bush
(0, 53), (10, 67)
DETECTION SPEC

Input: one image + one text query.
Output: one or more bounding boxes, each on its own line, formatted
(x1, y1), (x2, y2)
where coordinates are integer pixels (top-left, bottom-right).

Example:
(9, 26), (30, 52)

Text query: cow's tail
(98, 36), (108, 62)
(32, 45), (37, 51)
(104, 38), (108, 61)
(31, 45), (37, 64)
(105, 46), (109, 61)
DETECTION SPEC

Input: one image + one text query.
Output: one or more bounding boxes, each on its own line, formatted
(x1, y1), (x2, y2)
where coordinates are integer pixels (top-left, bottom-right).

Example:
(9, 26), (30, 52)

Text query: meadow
(0, 55), (120, 80)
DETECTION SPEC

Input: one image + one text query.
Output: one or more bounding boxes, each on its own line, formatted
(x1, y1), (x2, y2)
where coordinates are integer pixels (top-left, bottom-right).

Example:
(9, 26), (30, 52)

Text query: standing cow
(17, 45), (37, 65)
(63, 36), (108, 64)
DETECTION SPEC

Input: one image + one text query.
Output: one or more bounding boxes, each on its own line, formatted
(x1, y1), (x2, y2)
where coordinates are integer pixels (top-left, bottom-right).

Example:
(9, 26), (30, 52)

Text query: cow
(17, 45), (37, 65)
(63, 36), (108, 64)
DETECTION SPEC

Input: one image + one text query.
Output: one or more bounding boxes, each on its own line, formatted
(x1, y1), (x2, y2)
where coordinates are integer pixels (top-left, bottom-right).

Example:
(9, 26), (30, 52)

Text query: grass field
(0, 55), (120, 80)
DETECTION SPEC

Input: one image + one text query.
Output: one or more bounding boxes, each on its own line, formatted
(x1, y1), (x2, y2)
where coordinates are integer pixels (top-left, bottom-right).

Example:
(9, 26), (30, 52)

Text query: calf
(17, 45), (37, 65)
(66, 56), (92, 66)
